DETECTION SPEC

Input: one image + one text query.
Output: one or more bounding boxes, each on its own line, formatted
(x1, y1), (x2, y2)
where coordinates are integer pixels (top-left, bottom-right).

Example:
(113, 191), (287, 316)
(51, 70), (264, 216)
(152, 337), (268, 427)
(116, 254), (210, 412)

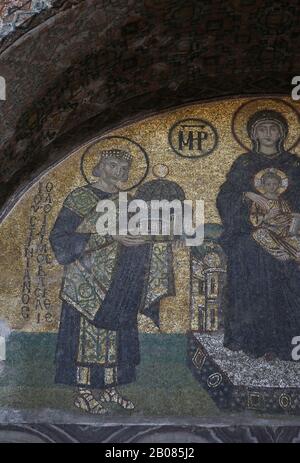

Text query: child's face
(263, 176), (280, 194)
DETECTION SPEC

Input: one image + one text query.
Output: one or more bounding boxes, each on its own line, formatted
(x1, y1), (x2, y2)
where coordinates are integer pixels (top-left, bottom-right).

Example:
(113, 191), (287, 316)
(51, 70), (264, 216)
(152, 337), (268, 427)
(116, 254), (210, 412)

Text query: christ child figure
(245, 168), (300, 262)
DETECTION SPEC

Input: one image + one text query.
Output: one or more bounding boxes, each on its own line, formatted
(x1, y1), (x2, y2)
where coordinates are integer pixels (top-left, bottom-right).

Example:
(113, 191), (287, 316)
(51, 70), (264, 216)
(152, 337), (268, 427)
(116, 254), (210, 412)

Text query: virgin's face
(254, 121), (282, 148)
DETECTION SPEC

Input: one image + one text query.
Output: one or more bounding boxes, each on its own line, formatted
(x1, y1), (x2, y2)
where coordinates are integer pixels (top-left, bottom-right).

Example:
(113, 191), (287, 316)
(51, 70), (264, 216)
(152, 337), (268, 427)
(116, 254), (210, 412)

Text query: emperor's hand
(112, 234), (147, 247)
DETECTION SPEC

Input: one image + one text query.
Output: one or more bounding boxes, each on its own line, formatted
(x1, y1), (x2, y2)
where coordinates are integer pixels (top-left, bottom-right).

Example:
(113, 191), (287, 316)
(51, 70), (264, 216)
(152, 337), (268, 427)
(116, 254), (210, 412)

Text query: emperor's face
(254, 121), (282, 149)
(101, 156), (131, 184)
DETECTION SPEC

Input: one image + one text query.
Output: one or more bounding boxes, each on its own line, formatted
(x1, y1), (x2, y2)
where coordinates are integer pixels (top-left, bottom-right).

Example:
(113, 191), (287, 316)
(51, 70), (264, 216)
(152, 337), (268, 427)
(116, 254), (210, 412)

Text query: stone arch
(0, 0), (299, 210)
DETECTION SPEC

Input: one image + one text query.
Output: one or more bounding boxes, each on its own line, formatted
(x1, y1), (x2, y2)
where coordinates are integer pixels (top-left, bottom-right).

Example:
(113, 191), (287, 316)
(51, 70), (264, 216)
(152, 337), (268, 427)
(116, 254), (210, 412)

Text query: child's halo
(254, 168), (288, 195)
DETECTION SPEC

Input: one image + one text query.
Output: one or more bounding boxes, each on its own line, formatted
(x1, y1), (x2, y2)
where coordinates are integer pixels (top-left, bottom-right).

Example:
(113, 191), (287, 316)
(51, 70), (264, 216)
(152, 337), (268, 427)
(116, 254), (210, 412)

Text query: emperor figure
(50, 149), (176, 414)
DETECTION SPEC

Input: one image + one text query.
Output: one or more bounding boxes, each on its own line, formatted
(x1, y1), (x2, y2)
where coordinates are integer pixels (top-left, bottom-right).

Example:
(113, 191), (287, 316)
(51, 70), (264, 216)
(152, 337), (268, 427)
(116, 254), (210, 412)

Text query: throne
(187, 224), (300, 415)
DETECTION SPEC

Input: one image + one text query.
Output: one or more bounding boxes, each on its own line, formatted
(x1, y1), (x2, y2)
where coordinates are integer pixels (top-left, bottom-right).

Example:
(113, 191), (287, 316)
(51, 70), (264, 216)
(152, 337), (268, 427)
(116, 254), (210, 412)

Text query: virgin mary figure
(216, 109), (300, 361)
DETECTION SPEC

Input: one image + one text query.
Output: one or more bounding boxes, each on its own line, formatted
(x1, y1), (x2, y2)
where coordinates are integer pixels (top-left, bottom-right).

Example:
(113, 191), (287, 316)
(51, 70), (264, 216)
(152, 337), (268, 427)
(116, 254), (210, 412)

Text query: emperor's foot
(74, 388), (107, 414)
(100, 387), (135, 410)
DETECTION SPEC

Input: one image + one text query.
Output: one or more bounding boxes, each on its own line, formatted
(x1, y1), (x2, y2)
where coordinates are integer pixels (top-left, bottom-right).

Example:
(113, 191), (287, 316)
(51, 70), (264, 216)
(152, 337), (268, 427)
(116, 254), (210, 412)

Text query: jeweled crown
(101, 149), (132, 163)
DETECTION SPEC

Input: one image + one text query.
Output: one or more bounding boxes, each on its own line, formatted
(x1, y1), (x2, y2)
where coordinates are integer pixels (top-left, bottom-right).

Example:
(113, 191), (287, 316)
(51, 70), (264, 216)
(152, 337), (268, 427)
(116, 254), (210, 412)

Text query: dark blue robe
(217, 151), (300, 360)
(50, 186), (154, 388)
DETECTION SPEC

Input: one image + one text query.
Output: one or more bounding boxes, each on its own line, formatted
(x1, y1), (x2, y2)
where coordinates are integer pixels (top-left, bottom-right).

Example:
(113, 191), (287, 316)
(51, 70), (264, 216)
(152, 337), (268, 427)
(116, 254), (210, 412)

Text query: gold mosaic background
(0, 96), (299, 333)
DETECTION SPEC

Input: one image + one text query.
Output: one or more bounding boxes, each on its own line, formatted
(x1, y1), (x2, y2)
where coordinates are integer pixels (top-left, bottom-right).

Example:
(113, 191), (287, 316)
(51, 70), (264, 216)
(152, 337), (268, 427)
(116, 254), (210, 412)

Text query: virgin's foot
(263, 352), (277, 362)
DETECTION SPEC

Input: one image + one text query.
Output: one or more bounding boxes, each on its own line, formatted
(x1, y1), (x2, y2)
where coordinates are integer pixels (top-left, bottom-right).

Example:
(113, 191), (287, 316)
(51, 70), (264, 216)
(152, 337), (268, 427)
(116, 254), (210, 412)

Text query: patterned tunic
(50, 184), (174, 388)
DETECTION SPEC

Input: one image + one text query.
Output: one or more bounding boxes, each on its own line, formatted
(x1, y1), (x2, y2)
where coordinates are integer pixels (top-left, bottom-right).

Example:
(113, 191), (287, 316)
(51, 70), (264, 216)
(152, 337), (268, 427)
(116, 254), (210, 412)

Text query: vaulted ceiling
(0, 0), (299, 211)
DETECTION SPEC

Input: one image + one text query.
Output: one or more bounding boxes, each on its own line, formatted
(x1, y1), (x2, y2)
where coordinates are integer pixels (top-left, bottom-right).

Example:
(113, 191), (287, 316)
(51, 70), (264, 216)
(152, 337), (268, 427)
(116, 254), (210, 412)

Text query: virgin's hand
(244, 192), (253, 200)
(243, 191), (254, 207)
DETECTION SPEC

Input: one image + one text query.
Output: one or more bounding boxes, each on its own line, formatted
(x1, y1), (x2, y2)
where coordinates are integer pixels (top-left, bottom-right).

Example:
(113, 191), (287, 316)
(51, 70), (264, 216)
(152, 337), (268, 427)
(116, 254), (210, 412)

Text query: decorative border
(1, 423), (300, 443)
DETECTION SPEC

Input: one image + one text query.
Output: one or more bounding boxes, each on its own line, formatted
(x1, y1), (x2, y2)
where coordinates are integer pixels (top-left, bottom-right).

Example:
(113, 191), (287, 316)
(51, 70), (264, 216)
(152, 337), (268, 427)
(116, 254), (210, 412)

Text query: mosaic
(1, 96), (300, 419)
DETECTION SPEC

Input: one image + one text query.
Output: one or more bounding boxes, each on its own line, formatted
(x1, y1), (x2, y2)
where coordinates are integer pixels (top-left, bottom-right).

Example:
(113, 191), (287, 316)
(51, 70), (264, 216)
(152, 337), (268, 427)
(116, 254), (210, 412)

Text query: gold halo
(232, 98), (300, 151)
(81, 136), (149, 191)
(254, 168), (288, 195)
